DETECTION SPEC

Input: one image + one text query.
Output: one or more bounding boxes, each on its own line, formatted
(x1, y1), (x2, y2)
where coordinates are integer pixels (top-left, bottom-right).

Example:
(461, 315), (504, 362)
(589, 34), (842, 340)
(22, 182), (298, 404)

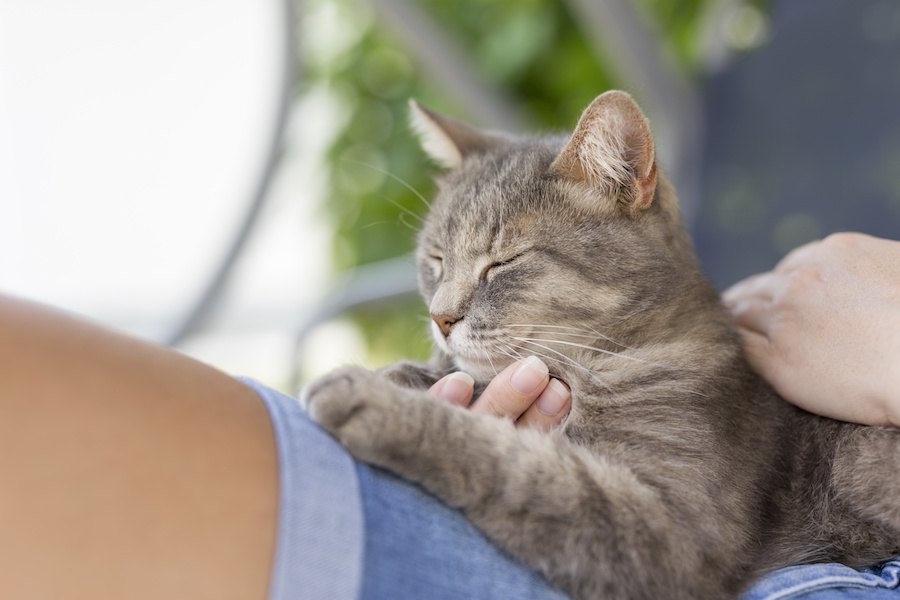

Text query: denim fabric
(742, 559), (900, 600)
(243, 377), (899, 600)
(240, 378), (365, 600)
(244, 377), (564, 600)
(356, 465), (568, 600)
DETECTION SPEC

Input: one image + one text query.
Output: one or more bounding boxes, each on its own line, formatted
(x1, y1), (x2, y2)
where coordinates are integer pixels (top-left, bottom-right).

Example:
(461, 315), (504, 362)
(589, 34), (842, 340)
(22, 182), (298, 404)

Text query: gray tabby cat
(305, 91), (900, 599)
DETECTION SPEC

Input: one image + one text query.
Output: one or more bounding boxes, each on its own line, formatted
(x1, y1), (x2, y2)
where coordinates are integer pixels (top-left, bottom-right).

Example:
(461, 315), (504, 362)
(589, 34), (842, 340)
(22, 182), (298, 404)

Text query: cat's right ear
(409, 100), (501, 169)
(550, 91), (658, 216)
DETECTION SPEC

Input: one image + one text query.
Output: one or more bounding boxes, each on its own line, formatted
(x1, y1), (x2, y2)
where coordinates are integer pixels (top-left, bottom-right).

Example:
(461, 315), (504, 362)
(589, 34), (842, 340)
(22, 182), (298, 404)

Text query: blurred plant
(298, 0), (763, 367)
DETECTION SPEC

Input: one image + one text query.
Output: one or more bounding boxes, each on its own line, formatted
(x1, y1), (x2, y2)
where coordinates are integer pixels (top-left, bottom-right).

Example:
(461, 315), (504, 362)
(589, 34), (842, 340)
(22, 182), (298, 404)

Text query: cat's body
(306, 92), (900, 599)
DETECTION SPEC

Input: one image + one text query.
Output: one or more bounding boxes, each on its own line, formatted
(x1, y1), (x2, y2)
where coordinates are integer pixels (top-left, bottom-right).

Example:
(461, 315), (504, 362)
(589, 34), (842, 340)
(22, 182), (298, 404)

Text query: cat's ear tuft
(550, 91), (657, 214)
(409, 99), (501, 169)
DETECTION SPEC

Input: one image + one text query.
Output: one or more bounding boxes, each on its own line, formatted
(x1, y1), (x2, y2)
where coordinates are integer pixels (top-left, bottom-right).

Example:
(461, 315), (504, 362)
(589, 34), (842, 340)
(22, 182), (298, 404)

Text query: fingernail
(437, 371), (474, 405)
(537, 379), (570, 416)
(510, 356), (549, 394)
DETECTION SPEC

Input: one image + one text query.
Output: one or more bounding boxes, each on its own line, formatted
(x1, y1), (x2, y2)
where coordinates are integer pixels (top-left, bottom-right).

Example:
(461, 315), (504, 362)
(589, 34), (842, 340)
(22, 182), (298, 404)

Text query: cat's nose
(431, 313), (459, 337)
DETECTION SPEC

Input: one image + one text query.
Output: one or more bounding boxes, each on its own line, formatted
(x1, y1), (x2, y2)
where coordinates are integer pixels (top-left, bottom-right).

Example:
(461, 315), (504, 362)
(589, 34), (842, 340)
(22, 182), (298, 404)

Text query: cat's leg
(377, 359), (443, 389)
(377, 349), (459, 390)
(305, 366), (735, 600)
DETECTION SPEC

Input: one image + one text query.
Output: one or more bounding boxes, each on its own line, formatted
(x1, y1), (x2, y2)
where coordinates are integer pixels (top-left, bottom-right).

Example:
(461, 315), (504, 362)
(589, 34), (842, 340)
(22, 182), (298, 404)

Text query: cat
(304, 91), (900, 599)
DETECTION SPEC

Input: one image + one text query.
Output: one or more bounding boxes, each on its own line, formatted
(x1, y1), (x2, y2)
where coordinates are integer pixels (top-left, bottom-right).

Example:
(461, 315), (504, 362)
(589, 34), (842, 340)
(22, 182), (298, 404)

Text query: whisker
(497, 343), (524, 363)
(507, 323), (599, 332)
(512, 336), (656, 365)
(522, 330), (607, 340)
(496, 348), (520, 363)
(507, 341), (571, 373)
(397, 212), (419, 231)
(509, 347), (613, 396)
(342, 157), (432, 210)
(508, 340), (613, 393)
(507, 323), (637, 350)
(359, 220), (394, 230)
(509, 339), (592, 376)
(486, 351), (499, 377)
(383, 196), (424, 224)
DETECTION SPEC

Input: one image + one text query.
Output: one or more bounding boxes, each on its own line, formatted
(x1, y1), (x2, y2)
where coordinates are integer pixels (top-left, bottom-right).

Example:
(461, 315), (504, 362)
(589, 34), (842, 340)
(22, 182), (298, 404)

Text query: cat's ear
(550, 91), (657, 214)
(409, 100), (502, 169)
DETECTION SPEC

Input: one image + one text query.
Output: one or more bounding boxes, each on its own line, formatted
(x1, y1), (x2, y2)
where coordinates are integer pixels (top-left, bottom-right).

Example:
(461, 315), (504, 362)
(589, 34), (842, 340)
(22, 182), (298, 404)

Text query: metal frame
(166, 0), (297, 346)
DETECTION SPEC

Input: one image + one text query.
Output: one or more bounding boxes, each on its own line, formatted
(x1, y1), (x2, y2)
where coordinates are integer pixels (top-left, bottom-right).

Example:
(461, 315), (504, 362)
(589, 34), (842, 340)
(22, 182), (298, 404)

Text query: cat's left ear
(550, 91), (657, 214)
(409, 100), (504, 169)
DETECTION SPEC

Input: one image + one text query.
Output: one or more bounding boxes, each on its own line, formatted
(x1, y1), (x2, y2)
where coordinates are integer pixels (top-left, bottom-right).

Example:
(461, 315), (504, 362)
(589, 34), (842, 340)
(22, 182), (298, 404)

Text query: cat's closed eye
(427, 254), (443, 280)
(481, 252), (527, 282)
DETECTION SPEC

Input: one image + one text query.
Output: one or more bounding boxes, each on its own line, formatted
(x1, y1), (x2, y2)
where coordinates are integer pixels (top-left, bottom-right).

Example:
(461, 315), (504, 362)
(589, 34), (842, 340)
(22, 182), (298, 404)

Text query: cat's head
(411, 91), (706, 383)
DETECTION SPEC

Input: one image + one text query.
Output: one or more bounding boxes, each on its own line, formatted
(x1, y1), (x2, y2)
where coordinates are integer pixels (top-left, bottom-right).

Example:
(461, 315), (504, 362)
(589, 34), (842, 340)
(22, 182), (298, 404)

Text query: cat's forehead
(448, 141), (555, 198)
(424, 141), (564, 246)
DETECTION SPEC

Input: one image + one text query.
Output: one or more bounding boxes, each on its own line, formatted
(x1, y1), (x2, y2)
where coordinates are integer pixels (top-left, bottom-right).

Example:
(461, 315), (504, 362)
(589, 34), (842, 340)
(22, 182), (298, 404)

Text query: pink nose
(432, 314), (459, 337)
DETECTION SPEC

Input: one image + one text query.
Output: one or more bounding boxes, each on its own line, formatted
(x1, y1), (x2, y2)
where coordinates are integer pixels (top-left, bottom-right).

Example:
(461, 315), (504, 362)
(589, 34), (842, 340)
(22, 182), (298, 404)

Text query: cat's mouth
(439, 324), (570, 383)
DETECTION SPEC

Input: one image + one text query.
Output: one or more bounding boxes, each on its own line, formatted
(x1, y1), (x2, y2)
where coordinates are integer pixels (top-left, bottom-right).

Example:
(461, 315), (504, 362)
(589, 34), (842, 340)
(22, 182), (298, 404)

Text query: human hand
(428, 356), (571, 431)
(723, 233), (900, 427)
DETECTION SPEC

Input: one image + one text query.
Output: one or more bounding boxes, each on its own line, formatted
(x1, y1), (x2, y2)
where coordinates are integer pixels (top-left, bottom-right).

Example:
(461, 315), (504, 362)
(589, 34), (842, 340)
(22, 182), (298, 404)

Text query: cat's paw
(304, 365), (399, 462)
(378, 360), (441, 389)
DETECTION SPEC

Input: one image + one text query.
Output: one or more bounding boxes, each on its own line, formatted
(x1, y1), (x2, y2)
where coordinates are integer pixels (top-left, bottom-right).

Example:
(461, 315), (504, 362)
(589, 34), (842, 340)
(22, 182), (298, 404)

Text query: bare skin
(429, 356), (572, 431)
(0, 294), (278, 600)
(0, 287), (565, 600)
(723, 232), (900, 428)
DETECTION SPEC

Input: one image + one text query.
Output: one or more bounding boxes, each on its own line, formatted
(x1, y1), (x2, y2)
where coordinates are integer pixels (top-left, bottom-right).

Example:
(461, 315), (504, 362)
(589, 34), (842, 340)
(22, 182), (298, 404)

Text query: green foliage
(301, 0), (722, 366)
(636, 0), (710, 67)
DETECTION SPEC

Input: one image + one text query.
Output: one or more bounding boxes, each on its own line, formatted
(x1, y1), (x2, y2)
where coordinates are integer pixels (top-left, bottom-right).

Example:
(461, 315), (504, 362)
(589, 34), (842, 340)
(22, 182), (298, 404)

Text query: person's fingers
(774, 238), (822, 273)
(429, 371), (474, 407)
(734, 327), (778, 385)
(722, 272), (777, 306)
(728, 295), (775, 336)
(471, 356), (549, 419)
(515, 378), (571, 432)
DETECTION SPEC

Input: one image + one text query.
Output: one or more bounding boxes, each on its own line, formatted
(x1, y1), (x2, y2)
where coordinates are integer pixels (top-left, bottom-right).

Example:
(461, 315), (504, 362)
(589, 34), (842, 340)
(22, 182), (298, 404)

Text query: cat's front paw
(378, 360), (441, 389)
(304, 365), (399, 463)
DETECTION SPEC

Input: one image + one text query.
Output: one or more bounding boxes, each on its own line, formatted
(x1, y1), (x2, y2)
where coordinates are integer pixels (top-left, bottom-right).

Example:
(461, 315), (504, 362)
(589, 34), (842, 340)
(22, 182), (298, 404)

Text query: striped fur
(307, 92), (900, 599)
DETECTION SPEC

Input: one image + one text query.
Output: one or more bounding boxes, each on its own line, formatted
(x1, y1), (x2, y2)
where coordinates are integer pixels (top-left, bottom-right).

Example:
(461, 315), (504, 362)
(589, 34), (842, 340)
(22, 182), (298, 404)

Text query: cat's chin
(453, 354), (514, 383)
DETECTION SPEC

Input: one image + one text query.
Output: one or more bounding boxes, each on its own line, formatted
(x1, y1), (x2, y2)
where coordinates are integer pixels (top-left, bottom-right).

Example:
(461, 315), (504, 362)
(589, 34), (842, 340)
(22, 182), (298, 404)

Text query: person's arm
(0, 294), (278, 600)
(723, 232), (900, 427)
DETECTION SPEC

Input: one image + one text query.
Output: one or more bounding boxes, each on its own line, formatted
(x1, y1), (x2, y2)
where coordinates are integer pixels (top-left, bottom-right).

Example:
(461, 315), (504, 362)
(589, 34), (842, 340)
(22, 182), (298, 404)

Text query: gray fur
(306, 92), (900, 599)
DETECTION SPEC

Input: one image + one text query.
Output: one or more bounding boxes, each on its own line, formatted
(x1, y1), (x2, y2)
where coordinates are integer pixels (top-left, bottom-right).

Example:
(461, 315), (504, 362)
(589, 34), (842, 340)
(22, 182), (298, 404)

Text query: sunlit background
(2, 0), (899, 392)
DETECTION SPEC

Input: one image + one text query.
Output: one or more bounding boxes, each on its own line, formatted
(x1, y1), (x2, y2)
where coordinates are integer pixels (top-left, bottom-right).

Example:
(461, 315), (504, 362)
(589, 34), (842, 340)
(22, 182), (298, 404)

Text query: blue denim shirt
(742, 559), (900, 600)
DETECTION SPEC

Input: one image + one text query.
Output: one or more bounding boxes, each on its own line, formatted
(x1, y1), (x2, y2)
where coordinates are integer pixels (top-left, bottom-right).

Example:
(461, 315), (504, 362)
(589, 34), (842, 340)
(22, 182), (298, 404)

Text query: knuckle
(484, 398), (508, 419)
(729, 299), (755, 321)
(823, 231), (862, 250)
(783, 266), (821, 295)
(767, 303), (798, 337)
(482, 389), (525, 419)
